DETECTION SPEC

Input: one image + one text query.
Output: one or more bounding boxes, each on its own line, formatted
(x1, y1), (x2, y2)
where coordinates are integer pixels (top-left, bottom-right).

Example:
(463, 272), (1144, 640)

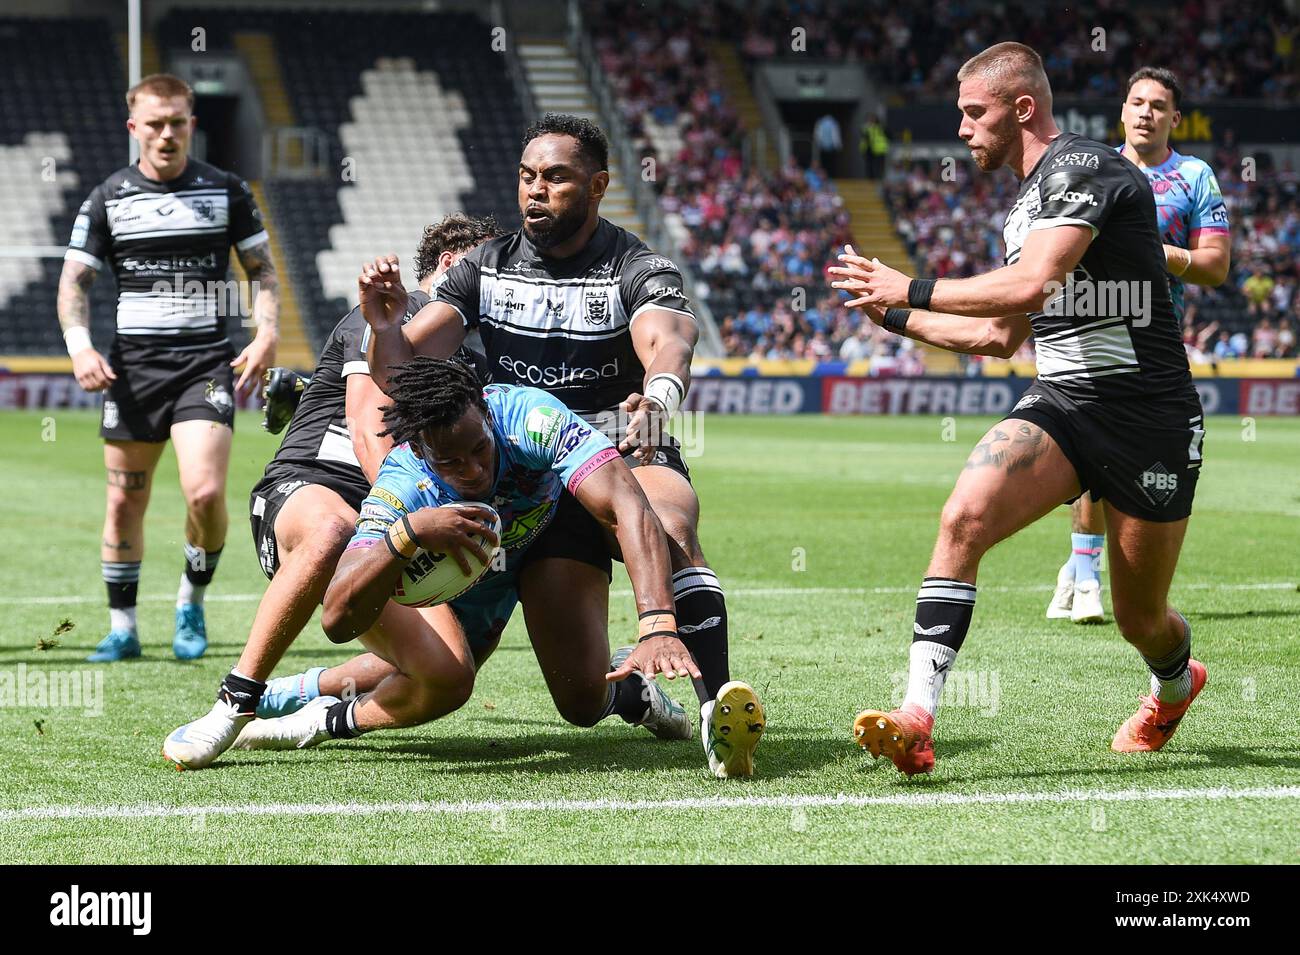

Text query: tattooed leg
(102, 441), (165, 563)
(928, 420), (1082, 583)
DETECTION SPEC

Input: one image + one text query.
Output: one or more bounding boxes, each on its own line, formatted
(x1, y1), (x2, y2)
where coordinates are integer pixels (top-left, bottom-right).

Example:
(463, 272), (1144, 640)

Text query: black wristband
(907, 278), (937, 310)
(399, 514), (420, 550)
(883, 307), (912, 334)
(638, 629), (679, 643)
(384, 531), (408, 561)
(637, 609), (675, 620)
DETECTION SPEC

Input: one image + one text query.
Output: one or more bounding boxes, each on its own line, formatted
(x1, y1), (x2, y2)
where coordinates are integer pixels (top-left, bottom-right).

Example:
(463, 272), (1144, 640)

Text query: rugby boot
(1111, 660), (1207, 753)
(854, 702), (936, 776)
(702, 681), (765, 778)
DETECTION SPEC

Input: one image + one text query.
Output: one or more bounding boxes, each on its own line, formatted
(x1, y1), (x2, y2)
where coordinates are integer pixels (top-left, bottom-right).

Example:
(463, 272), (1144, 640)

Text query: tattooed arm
(232, 240), (280, 396)
(57, 259), (117, 392)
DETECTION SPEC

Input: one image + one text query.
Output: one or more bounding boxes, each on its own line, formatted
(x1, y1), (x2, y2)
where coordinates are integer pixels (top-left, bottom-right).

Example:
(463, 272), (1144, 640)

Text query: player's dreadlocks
(379, 356), (488, 449)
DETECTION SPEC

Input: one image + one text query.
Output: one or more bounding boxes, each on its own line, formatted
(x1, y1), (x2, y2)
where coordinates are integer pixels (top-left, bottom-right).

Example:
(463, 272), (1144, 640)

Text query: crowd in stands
(733, 0), (1299, 104)
(585, 0), (1297, 366)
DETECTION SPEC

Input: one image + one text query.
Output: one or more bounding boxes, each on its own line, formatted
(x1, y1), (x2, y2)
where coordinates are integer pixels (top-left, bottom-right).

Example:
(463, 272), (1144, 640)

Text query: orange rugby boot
(1111, 659), (1207, 753)
(853, 702), (935, 776)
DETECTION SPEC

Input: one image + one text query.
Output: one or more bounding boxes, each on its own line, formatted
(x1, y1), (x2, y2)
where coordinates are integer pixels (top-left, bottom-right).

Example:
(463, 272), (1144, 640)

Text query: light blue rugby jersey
(346, 383), (620, 571)
(1118, 145), (1230, 320)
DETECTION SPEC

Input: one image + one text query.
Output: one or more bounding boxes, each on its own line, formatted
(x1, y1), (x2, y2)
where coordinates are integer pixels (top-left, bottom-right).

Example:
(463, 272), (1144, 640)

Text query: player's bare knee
(658, 513), (704, 566)
(184, 483), (224, 518)
(408, 663), (475, 718)
(105, 485), (147, 523)
(938, 499), (992, 556)
(1112, 603), (1167, 644)
(553, 689), (606, 728)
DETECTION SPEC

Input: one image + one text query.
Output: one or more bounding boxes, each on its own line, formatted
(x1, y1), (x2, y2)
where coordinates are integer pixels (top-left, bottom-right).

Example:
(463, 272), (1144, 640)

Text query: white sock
(1151, 668), (1193, 704)
(903, 640), (957, 717)
(177, 573), (206, 608)
(109, 606), (137, 633)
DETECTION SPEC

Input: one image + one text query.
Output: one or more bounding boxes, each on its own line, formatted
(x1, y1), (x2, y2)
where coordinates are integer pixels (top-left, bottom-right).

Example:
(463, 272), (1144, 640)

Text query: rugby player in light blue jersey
(231, 358), (722, 762)
(1046, 66), (1231, 625)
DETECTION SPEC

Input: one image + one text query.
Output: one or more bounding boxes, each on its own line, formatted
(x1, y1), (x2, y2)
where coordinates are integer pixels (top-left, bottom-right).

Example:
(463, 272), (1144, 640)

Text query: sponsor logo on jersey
(499, 498), (553, 550)
(584, 288), (611, 325)
(552, 420), (593, 465)
(371, 487), (407, 513)
(1137, 462), (1178, 505)
(119, 252), (219, 273)
(524, 406), (565, 450)
(543, 297), (566, 320)
(1047, 189), (1098, 206)
(358, 502), (390, 521)
(1051, 151), (1100, 170)
(498, 355), (621, 388)
(641, 255), (678, 272)
(492, 287), (528, 312)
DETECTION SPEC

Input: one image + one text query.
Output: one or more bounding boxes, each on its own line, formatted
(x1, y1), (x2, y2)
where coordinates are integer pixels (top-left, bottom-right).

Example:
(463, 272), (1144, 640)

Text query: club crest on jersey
(192, 199), (216, 222)
(584, 289), (610, 326)
(205, 381), (233, 416)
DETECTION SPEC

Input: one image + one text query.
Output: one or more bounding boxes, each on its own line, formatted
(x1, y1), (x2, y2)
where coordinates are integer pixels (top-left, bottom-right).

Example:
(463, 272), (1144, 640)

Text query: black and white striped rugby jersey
(64, 159), (268, 346)
(434, 217), (696, 432)
(1002, 133), (1191, 399)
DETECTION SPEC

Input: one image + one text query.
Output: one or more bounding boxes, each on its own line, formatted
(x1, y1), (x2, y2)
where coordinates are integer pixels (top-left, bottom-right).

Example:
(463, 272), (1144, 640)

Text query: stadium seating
(157, 8), (526, 352)
(0, 18), (123, 355)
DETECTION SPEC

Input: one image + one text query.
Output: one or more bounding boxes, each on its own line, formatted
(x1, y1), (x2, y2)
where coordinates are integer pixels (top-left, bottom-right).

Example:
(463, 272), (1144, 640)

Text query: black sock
(606, 677), (651, 724)
(104, 560), (140, 603)
(324, 698), (361, 739)
(184, 543), (222, 586)
(914, 577), (978, 652)
(217, 669), (266, 716)
(672, 566), (730, 703)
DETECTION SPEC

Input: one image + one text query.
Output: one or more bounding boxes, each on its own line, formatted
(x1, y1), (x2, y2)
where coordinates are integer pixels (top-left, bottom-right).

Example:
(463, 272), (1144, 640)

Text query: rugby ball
(391, 502), (502, 608)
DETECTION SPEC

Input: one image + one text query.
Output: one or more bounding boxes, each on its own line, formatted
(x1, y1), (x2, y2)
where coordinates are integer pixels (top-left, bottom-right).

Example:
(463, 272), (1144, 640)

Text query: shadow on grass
(202, 724), (879, 779)
(1186, 609), (1300, 621)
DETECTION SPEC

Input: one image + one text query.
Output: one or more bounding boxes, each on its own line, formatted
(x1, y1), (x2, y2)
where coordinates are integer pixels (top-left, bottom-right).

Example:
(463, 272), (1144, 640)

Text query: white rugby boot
(609, 646), (692, 740)
(232, 695), (337, 751)
(1046, 561), (1074, 619)
(702, 681), (765, 778)
(163, 699), (251, 770)
(1071, 577), (1106, 624)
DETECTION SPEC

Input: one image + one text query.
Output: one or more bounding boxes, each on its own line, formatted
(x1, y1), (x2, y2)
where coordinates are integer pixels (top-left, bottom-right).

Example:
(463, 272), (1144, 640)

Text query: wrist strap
(638, 629), (679, 643)
(637, 610), (677, 640)
(907, 278), (936, 310)
(64, 325), (93, 356)
(384, 530), (411, 561)
(883, 307), (912, 334)
(644, 373), (685, 419)
(399, 514), (421, 548)
(388, 518), (420, 559)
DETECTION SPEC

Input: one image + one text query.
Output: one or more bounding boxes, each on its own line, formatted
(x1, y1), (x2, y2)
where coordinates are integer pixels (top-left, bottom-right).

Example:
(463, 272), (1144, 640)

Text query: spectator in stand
(1243, 267), (1275, 317)
(814, 113), (843, 177)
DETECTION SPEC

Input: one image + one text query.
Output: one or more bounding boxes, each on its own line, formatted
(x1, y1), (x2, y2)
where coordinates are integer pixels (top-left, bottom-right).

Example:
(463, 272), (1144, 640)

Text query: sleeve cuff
(64, 249), (102, 270)
(235, 231), (270, 252)
(342, 360), (371, 377)
(566, 446), (620, 495)
(629, 302), (697, 325)
(1028, 217), (1098, 239)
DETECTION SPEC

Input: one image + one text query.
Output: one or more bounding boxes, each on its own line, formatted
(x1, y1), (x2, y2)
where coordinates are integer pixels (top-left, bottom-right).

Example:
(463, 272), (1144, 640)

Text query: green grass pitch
(0, 410), (1296, 864)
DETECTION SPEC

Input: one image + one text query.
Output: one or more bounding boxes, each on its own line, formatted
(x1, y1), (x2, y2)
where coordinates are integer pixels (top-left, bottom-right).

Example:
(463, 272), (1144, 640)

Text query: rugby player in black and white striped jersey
(831, 43), (1209, 774)
(357, 115), (765, 778)
(58, 74), (279, 663)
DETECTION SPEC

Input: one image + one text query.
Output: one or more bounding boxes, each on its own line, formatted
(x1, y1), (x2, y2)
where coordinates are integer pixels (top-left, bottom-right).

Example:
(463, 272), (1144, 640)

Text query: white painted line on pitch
(1, 581), (1294, 606)
(2, 785), (1298, 823)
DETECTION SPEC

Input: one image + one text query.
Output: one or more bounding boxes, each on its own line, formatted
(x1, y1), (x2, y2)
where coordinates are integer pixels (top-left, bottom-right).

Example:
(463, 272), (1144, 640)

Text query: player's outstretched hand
(71, 348), (117, 392)
(358, 255), (409, 333)
(618, 391), (669, 463)
(606, 634), (702, 682)
(407, 504), (501, 576)
(828, 243), (912, 310)
(231, 332), (278, 398)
